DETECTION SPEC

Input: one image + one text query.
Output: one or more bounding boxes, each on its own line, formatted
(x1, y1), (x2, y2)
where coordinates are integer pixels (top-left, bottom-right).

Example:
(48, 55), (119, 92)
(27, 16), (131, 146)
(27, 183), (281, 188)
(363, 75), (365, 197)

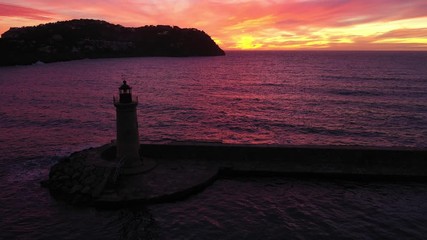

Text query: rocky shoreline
(41, 148), (114, 205)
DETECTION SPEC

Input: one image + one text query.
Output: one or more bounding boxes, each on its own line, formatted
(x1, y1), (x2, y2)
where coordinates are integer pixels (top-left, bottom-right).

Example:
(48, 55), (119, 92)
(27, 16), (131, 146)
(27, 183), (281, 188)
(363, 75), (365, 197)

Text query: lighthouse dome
(118, 81), (132, 103)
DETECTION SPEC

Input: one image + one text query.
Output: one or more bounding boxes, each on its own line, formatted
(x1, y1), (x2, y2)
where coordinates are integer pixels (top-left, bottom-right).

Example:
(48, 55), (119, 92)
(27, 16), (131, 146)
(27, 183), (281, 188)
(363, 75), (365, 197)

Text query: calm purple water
(1, 51), (427, 239)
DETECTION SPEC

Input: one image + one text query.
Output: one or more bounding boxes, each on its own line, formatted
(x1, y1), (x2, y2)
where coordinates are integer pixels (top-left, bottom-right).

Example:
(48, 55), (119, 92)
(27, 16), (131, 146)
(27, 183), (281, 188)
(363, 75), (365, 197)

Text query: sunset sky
(1, 0), (426, 50)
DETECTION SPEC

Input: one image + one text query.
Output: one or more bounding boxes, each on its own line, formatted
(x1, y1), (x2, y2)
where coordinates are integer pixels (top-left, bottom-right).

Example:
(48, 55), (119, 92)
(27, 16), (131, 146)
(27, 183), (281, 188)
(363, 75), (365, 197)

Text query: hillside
(0, 19), (225, 66)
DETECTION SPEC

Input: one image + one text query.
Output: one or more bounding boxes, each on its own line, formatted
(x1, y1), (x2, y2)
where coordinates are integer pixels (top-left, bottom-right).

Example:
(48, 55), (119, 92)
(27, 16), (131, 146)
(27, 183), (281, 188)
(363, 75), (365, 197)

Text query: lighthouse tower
(114, 81), (142, 168)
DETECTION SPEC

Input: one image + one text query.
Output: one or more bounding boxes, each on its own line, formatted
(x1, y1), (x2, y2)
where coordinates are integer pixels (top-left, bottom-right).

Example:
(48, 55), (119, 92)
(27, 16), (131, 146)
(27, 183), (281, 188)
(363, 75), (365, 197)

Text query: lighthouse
(114, 81), (142, 168)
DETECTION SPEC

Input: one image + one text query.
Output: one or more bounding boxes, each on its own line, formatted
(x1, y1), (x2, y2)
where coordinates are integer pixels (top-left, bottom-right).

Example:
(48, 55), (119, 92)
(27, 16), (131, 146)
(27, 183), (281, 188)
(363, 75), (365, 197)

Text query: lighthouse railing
(113, 96), (138, 104)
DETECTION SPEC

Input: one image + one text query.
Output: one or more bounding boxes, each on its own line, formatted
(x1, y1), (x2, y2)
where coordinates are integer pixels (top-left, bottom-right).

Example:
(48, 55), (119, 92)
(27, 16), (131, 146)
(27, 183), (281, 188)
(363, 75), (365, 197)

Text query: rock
(81, 186), (91, 194)
(56, 175), (70, 181)
(40, 180), (50, 188)
(70, 184), (83, 194)
(85, 165), (96, 172)
(63, 166), (73, 175)
(85, 175), (97, 185)
(44, 145), (120, 205)
(92, 179), (107, 198)
(72, 194), (88, 205)
(72, 171), (82, 180)
(65, 181), (73, 188)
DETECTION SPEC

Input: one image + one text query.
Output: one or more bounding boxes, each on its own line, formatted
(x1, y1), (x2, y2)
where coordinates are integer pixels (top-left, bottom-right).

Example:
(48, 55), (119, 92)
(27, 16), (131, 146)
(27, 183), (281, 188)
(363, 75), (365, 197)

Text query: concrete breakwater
(43, 143), (427, 207)
(141, 143), (427, 179)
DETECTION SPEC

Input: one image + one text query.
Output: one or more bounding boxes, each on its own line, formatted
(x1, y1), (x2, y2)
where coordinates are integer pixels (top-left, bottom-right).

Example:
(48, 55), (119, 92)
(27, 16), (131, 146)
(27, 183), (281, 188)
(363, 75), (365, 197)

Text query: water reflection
(119, 207), (158, 240)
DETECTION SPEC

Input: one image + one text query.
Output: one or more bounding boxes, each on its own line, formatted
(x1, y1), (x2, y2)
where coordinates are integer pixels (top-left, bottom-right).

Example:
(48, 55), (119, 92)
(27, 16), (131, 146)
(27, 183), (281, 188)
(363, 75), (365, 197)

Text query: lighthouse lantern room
(119, 81), (132, 103)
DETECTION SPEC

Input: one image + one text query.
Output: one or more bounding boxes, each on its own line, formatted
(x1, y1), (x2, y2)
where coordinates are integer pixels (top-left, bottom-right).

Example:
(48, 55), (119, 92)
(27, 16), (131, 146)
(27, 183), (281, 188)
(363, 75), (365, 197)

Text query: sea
(0, 51), (427, 239)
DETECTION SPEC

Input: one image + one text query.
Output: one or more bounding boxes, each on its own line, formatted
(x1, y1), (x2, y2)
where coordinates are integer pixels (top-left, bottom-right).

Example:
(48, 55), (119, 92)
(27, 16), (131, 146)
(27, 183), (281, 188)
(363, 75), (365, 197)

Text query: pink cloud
(0, 3), (53, 20)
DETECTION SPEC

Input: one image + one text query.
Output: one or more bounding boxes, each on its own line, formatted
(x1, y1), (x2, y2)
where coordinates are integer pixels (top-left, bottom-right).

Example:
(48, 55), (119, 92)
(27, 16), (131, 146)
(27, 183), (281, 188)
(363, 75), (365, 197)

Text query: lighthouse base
(120, 158), (157, 175)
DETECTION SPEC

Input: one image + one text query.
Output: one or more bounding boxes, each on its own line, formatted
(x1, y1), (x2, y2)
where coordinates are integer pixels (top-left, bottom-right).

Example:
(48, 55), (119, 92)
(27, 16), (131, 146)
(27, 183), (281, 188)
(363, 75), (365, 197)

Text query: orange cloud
(1, 0), (426, 50)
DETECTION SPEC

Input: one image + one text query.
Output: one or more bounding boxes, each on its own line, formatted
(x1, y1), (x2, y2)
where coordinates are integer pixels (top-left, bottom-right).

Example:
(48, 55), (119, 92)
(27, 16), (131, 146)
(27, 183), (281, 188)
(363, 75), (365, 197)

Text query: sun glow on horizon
(1, 0), (427, 50)
(233, 35), (263, 49)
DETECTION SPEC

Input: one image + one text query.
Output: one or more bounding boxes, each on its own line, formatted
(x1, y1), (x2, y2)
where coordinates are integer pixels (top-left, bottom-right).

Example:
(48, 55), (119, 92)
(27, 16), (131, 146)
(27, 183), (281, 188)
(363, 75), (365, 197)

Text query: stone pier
(43, 143), (427, 207)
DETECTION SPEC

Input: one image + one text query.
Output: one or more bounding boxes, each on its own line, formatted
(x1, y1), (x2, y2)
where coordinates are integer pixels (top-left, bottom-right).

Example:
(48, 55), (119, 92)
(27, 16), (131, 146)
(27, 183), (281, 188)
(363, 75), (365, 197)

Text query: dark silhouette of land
(0, 19), (225, 66)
